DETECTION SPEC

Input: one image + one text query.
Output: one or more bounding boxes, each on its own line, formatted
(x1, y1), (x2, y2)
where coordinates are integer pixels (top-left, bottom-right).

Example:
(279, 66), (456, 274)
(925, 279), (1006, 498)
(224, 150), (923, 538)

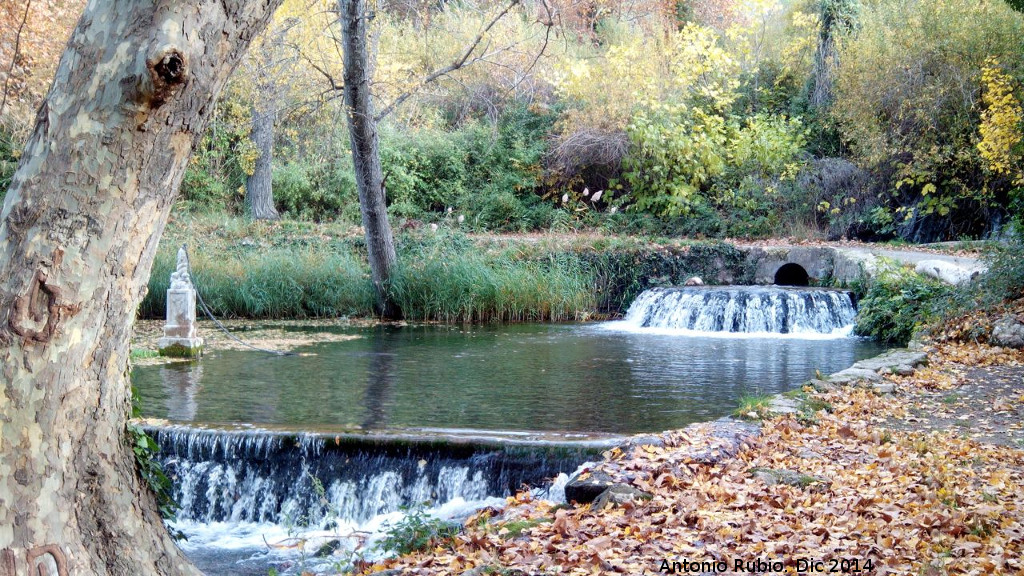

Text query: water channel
(131, 286), (886, 574)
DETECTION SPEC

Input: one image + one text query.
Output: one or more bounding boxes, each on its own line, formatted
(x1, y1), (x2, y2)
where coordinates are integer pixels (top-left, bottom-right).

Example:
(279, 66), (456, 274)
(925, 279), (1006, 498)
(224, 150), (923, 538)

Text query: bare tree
(0, 0), (281, 574)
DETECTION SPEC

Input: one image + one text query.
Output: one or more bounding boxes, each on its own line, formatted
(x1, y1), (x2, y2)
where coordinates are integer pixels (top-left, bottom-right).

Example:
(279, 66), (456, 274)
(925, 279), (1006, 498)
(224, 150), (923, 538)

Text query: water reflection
(134, 323), (885, 434)
(361, 326), (396, 430)
(159, 362), (202, 421)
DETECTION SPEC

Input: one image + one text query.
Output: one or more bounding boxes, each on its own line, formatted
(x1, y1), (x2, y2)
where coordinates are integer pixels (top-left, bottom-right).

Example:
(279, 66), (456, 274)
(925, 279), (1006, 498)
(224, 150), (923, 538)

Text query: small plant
(127, 387), (180, 530)
(375, 504), (461, 556)
(733, 391), (775, 420)
(130, 348), (160, 360)
(500, 517), (552, 538)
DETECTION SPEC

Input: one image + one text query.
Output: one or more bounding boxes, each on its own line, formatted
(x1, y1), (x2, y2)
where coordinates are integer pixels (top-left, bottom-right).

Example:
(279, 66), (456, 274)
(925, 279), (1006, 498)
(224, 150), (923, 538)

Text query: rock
(462, 569), (529, 576)
(807, 379), (836, 392)
(871, 381), (895, 395)
(796, 448), (824, 460)
(684, 276), (704, 286)
(832, 249), (879, 285)
(827, 368), (883, 385)
(750, 468), (831, 492)
(624, 435), (666, 450)
(915, 259), (980, 285)
(768, 397), (799, 415)
(991, 314), (1024, 349)
(591, 484), (653, 510)
(850, 349), (928, 374)
(564, 470), (617, 504)
(315, 539), (342, 558)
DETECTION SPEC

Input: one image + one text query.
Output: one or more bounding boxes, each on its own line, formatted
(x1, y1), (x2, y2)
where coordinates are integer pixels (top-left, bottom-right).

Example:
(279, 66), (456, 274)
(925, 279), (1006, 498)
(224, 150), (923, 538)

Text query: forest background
(3, 0), (1022, 244)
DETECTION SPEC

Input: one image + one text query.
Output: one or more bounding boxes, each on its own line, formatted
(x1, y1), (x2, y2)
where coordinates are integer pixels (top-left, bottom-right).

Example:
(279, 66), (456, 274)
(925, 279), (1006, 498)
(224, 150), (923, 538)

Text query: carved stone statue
(169, 245), (193, 290)
(158, 244), (203, 357)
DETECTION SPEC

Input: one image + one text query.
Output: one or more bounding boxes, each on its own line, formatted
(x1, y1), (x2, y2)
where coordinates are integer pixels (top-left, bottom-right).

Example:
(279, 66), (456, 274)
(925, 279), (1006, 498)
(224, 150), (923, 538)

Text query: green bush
(140, 247), (376, 319)
(1, 125), (23, 203)
(833, 0), (1024, 241)
(274, 161), (357, 221)
(854, 263), (954, 345)
(375, 505), (460, 556)
(377, 104), (553, 229)
(622, 106), (806, 236)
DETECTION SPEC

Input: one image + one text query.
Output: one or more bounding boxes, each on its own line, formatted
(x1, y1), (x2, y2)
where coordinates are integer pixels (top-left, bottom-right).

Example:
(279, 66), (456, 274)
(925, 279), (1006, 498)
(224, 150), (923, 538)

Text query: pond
(133, 321), (886, 435)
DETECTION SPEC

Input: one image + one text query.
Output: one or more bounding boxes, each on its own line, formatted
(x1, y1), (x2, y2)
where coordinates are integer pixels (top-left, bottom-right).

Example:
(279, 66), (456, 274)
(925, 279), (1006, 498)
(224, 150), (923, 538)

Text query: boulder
(564, 470), (617, 504)
(591, 484), (653, 510)
(914, 259), (980, 285)
(871, 381), (896, 395)
(850, 349), (927, 374)
(684, 276), (704, 286)
(991, 314), (1024, 349)
(768, 396), (800, 415)
(750, 468), (831, 492)
(827, 368), (883, 385)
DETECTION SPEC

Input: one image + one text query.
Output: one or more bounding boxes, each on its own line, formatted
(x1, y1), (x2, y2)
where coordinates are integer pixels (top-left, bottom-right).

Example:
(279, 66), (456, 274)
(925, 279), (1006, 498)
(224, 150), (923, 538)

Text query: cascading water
(621, 286), (857, 336)
(149, 426), (595, 575)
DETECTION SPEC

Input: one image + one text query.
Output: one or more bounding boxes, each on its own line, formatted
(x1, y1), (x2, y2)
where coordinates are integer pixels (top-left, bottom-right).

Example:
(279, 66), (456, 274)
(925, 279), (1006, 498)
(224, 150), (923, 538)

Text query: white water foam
(606, 286), (859, 340)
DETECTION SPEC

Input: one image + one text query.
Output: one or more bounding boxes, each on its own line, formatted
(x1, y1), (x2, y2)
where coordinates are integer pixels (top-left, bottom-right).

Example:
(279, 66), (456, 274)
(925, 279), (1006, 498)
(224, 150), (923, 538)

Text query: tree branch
(373, 0), (521, 121)
(1, 0), (32, 115)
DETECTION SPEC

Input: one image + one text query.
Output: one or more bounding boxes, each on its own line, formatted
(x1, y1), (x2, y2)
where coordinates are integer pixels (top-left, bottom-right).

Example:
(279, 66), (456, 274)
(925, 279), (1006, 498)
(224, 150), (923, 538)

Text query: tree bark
(0, 1), (281, 575)
(339, 0), (402, 319)
(810, 0), (853, 110)
(244, 100), (280, 220)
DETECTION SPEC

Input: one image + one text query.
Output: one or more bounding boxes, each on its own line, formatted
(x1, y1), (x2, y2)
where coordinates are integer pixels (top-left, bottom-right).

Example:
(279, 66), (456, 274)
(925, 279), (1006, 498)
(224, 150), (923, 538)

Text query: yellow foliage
(548, 23), (740, 133)
(977, 58), (1024, 181)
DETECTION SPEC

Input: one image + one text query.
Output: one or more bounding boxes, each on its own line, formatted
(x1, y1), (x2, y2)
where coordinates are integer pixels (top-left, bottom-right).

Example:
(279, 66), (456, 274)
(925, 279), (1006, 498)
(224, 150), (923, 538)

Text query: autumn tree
(0, 1), (281, 574)
(335, 0), (549, 317)
(242, 20), (300, 221)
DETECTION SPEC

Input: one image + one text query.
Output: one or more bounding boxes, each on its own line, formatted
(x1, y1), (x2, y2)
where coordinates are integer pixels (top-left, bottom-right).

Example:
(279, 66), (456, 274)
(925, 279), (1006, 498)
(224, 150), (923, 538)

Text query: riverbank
(351, 338), (1024, 575)
(141, 215), (988, 324)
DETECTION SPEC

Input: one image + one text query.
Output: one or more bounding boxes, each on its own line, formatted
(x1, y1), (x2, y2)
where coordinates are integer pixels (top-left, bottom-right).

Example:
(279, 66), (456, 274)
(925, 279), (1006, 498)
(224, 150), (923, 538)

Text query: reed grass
(140, 247), (376, 319)
(140, 229), (596, 322)
(139, 216), (747, 322)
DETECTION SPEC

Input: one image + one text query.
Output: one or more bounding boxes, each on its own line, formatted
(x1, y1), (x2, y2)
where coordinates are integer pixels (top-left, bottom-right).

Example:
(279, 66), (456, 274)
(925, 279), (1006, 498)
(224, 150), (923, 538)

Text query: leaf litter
(351, 340), (1024, 576)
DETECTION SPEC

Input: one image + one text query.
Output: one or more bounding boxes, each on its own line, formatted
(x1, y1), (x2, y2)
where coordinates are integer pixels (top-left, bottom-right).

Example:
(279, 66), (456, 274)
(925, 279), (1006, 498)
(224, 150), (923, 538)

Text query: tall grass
(140, 230), (597, 322)
(391, 250), (596, 323)
(140, 247), (376, 319)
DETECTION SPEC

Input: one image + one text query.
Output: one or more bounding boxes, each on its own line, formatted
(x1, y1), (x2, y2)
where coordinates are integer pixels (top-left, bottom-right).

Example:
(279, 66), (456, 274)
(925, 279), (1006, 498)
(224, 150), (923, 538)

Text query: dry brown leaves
(356, 342), (1024, 576)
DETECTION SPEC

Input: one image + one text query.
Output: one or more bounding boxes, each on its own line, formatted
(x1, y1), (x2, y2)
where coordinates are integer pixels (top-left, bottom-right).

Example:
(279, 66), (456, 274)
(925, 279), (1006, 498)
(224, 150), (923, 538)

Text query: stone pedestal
(158, 289), (204, 357)
(158, 245), (204, 357)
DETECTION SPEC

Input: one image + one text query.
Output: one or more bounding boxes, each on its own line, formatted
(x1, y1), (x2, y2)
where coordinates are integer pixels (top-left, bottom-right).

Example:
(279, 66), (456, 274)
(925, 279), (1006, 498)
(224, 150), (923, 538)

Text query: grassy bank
(139, 216), (752, 322)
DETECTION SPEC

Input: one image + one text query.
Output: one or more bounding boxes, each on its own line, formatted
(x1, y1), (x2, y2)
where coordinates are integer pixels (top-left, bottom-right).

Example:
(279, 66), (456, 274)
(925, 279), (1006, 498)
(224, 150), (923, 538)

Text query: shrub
(274, 161), (357, 221)
(375, 505), (461, 556)
(854, 263), (955, 345)
(623, 107), (806, 236)
(833, 0), (1024, 241)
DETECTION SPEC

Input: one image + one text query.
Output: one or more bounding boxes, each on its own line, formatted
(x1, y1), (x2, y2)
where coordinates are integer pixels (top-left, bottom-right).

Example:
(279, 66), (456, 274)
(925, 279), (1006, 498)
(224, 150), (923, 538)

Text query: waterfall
(149, 426), (594, 528)
(621, 286), (857, 336)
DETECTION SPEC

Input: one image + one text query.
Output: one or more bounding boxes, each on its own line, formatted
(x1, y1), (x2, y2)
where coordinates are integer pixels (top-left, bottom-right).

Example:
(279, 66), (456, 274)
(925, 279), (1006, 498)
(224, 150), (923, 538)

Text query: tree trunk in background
(810, 0), (855, 110)
(245, 101), (280, 220)
(0, 1), (280, 574)
(339, 0), (402, 319)
(810, 2), (839, 109)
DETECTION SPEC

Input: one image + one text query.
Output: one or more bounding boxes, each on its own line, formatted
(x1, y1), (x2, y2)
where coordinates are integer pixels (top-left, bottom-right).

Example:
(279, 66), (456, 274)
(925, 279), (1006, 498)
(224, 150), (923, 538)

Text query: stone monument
(158, 245), (204, 357)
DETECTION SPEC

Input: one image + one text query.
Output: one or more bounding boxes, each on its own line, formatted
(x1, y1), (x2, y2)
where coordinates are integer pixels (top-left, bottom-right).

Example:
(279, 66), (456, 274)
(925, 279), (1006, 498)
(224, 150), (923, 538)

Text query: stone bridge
(738, 245), (986, 287)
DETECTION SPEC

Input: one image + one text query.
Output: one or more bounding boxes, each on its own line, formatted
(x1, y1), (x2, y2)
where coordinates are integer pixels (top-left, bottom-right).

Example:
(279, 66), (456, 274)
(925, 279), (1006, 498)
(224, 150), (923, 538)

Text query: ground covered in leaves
(355, 341), (1024, 576)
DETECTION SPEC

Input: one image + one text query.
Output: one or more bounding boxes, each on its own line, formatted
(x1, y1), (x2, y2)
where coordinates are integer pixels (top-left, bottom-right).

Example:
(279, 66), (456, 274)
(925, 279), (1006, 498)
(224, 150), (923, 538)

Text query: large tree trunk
(339, 0), (402, 319)
(0, 1), (281, 575)
(244, 100), (280, 220)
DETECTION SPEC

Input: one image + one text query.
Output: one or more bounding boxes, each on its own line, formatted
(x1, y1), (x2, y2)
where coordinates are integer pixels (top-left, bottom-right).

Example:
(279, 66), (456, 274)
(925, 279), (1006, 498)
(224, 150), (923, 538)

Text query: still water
(133, 322), (885, 434)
